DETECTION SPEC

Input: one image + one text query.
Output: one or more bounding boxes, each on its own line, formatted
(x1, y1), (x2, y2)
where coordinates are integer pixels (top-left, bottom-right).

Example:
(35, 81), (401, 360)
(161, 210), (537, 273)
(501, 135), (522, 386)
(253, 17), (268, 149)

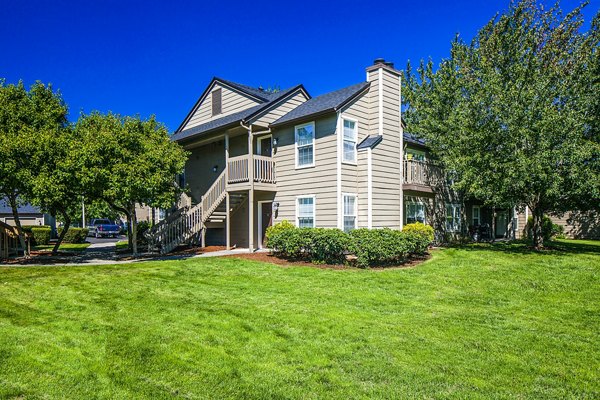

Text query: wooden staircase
(146, 170), (245, 254)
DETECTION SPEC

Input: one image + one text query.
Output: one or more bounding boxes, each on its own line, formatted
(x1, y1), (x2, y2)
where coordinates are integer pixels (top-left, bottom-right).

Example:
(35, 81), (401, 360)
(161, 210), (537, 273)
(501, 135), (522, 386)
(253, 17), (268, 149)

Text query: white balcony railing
(227, 155), (276, 185)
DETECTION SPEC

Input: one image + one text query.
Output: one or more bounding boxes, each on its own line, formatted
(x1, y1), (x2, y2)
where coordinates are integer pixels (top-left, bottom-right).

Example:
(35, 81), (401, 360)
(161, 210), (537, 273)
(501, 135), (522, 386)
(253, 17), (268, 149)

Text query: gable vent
(212, 88), (222, 116)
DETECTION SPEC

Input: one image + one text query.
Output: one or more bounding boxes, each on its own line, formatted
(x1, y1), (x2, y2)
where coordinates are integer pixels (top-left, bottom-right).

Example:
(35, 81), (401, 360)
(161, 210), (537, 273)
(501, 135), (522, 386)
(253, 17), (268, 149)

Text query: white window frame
(342, 193), (358, 232)
(446, 203), (461, 232)
(295, 122), (315, 169)
(295, 195), (316, 228)
(472, 205), (481, 226)
(341, 118), (358, 165)
(405, 200), (427, 225)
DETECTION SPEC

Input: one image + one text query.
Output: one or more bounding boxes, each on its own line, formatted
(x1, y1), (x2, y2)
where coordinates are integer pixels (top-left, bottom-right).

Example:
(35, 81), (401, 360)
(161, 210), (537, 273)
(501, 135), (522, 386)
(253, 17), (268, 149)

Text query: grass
(115, 240), (129, 250)
(32, 242), (90, 252)
(0, 240), (598, 399)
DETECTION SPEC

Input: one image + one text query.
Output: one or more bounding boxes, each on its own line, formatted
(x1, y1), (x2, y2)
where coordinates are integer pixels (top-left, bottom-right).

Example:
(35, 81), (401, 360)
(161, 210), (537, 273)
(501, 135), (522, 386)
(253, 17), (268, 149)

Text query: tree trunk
(491, 206), (497, 243)
(130, 205), (138, 257)
(8, 193), (29, 257)
(52, 211), (71, 255)
(127, 216), (133, 250)
(531, 207), (544, 249)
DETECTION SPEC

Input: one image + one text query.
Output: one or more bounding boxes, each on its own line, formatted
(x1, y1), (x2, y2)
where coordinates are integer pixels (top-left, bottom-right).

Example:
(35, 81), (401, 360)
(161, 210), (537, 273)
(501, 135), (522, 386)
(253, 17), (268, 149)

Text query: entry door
(259, 202), (273, 248)
(258, 136), (272, 157)
(496, 211), (508, 237)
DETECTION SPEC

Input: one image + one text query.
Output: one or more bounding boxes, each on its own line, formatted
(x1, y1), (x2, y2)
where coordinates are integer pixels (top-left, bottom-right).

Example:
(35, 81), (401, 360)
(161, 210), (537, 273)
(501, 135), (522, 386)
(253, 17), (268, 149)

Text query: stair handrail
(202, 170), (227, 222)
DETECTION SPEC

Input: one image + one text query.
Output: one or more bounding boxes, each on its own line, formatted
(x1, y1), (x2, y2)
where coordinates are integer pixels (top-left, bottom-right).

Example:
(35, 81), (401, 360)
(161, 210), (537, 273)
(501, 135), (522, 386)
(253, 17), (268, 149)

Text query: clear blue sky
(1, 0), (597, 132)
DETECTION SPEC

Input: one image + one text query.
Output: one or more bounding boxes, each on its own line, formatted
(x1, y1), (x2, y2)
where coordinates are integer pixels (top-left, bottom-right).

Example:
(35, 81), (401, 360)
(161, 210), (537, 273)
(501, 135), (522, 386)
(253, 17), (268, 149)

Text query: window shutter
(212, 88), (222, 116)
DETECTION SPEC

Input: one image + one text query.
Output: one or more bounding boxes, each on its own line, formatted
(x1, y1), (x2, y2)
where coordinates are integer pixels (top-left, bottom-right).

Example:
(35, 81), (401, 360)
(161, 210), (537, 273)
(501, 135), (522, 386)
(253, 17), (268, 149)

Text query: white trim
(342, 193), (358, 232)
(445, 203), (462, 232)
(294, 121), (315, 169)
(378, 68), (383, 135)
(295, 195), (316, 228)
(256, 134), (273, 156)
(472, 205), (481, 226)
(367, 148), (373, 229)
(341, 116), (358, 165)
(399, 73), (403, 229)
(257, 200), (273, 249)
(336, 113), (342, 229)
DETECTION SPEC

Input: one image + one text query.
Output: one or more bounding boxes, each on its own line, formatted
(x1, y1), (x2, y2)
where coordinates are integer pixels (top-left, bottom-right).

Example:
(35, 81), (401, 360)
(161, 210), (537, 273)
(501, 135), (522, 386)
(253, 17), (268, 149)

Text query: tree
(75, 112), (187, 256)
(0, 81), (68, 255)
(403, 0), (600, 248)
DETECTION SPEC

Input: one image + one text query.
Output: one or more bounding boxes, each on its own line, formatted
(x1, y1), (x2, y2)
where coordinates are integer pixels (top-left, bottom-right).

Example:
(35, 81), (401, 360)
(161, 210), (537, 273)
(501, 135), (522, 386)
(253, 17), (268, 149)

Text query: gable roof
(0, 198), (42, 215)
(403, 132), (427, 147)
(271, 82), (370, 127)
(171, 84), (307, 143)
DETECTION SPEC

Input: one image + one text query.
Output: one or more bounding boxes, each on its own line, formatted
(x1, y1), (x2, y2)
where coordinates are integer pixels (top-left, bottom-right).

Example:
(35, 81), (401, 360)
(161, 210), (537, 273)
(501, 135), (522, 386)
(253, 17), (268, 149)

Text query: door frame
(256, 134), (273, 156)
(257, 201), (273, 249)
(495, 210), (508, 238)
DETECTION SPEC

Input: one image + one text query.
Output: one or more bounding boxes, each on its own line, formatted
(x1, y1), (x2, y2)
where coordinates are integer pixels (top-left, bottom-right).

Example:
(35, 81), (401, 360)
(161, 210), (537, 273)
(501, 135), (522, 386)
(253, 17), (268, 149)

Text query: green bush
(350, 228), (414, 268)
(526, 216), (564, 241)
(136, 221), (151, 245)
(307, 228), (350, 264)
(402, 222), (435, 244)
(58, 227), (89, 243)
(22, 226), (52, 245)
(30, 227), (51, 245)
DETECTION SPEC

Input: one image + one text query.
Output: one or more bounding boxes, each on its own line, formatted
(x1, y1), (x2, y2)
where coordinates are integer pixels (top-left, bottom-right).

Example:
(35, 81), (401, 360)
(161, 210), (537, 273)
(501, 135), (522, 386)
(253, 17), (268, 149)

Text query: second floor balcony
(227, 154), (276, 190)
(403, 159), (443, 193)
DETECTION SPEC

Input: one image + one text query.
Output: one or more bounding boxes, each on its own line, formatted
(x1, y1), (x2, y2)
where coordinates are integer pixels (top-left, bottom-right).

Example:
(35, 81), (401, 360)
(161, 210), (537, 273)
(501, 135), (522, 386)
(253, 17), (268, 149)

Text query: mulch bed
(226, 252), (432, 270)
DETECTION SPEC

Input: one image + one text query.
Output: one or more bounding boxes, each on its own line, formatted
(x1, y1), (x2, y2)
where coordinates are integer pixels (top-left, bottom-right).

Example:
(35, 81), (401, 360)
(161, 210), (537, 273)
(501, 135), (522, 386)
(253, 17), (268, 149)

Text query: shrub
(526, 216), (564, 241)
(58, 227), (89, 243)
(402, 222), (435, 244)
(349, 228), (413, 268)
(136, 221), (151, 245)
(308, 228), (350, 264)
(265, 220), (296, 251)
(30, 227), (51, 245)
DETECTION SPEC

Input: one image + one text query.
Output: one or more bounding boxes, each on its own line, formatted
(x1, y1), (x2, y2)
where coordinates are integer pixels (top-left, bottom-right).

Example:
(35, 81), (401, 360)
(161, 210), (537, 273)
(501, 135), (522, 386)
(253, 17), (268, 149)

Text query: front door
(258, 136), (272, 157)
(496, 211), (508, 238)
(259, 202), (273, 248)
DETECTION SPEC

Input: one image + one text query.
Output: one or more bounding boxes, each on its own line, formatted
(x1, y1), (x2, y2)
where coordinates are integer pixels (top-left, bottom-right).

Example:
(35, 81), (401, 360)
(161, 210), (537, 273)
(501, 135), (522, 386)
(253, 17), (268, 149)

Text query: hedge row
(265, 221), (434, 268)
(57, 227), (89, 243)
(22, 225), (52, 245)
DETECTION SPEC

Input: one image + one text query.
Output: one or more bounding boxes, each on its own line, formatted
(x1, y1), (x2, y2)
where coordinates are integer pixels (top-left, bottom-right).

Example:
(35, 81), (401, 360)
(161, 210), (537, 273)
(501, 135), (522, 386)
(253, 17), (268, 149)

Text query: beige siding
(181, 83), (261, 131)
(185, 142), (226, 202)
(273, 115), (339, 228)
(367, 67), (403, 229)
(252, 91), (308, 126)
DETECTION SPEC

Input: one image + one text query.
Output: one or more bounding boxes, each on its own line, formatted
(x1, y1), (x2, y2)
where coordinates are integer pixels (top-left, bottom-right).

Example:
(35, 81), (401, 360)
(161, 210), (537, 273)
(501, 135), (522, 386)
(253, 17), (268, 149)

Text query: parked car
(88, 218), (121, 238)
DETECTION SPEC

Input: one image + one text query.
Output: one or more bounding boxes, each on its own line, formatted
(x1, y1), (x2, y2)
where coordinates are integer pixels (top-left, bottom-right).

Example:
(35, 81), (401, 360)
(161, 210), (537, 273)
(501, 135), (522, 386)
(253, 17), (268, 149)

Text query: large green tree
(75, 112), (187, 256)
(403, 0), (600, 248)
(0, 81), (68, 255)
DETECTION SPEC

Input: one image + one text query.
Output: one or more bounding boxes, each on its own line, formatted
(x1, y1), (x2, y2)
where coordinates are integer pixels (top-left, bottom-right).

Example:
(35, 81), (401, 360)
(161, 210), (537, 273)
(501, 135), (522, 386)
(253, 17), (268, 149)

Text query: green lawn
(1, 240), (599, 399)
(115, 240), (129, 250)
(32, 242), (90, 252)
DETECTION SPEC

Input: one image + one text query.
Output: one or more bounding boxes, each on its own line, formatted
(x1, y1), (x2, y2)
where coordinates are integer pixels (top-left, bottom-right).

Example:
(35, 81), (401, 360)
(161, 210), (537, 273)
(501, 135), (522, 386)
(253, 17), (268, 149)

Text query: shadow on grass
(445, 239), (600, 256)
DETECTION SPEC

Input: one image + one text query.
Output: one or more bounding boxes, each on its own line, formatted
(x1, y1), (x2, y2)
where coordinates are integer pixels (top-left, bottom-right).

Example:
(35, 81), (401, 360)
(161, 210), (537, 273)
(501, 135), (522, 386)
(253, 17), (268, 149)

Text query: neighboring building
(0, 199), (55, 230)
(145, 59), (595, 253)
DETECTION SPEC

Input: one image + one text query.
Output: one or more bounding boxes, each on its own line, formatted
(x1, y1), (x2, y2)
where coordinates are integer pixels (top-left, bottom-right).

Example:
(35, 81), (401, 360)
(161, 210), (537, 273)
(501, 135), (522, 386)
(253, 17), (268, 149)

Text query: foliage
(403, 0), (600, 248)
(306, 228), (351, 264)
(21, 226), (52, 245)
(134, 221), (151, 246)
(526, 216), (564, 242)
(265, 219), (296, 248)
(350, 228), (417, 268)
(402, 222), (435, 243)
(0, 80), (68, 254)
(57, 227), (88, 243)
(74, 112), (188, 255)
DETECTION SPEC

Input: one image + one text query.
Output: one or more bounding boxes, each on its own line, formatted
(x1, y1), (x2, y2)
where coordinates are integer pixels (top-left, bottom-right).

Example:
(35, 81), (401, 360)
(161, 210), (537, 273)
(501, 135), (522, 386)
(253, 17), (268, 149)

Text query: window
(405, 149), (425, 161)
(472, 206), (480, 226)
(295, 122), (315, 167)
(406, 202), (426, 224)
(343, 194), (357, 232)
(297, 196), (315, 227)
(212, 88), (222, 116)
(342, 119), (357, 163)
(446, 204), (461, 232)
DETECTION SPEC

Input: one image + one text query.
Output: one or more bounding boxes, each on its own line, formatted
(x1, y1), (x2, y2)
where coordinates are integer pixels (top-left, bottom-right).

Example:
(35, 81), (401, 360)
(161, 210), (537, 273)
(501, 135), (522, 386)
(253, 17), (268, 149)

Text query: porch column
(225, 133), (231, 250)
(248, 127), (254, 251)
